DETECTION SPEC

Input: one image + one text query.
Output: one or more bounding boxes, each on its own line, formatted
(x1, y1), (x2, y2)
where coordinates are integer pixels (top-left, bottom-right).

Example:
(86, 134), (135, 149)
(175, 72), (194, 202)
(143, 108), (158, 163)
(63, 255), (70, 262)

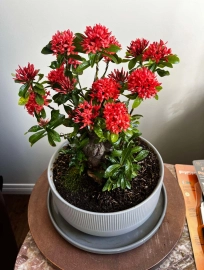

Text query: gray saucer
(47, 185), (167, 254)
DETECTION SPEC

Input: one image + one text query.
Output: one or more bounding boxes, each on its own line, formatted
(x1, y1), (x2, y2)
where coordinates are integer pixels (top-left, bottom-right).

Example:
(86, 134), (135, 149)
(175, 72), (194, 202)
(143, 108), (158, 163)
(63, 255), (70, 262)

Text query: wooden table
(15, 164), (196, 270)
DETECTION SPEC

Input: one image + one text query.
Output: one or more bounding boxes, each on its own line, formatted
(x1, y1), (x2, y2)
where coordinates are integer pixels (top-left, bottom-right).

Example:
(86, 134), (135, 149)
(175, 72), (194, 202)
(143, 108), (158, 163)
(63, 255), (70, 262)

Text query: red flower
(14, 63), (39, 83)
(127, 67), (161, 99)
(81, 24), (120, 54)
(91, 78), (120, 102)
(103, 35), (121, 62)
(48, 66), (76, 94)
(127, 38), (149, 57)
(73, 101), (100, 129)
(103, 102), (130, 134)
(108, 68), (128, 84)
(143, 40), (172, 63)
(51, 30), (75, 56)
(38, 118), (49, 127)
(25, 91), (50, 116)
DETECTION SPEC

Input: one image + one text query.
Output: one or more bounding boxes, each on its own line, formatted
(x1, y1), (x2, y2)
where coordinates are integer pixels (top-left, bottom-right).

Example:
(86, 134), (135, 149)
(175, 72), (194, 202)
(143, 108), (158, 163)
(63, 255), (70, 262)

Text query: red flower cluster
(127, 38), (149, 57)
(51, 30), (75, 56)
(108, 68), (128, 84)
(143, 40), (172, 63)
(81, 24), (120, 54)
(103, 102), (130, 134)
(14, 63), (39, 83)
(25, 91), (50, 116)
(127, 67), (161, 99)
(48, 66), (76, 94)
(91, 78), (120, 102)
(73, 101), (100, 129)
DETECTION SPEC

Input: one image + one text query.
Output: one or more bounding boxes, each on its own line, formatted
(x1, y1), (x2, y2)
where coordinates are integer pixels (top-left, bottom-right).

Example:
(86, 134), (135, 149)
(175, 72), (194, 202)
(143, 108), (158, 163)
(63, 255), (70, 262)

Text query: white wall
(0, 0), (204, 185)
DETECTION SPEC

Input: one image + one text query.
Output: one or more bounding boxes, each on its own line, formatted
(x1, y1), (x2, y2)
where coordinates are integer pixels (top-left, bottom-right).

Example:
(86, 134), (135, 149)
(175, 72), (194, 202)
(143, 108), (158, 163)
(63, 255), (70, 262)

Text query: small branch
(48, 105), (55, 110)
(130, 108), (134, 115)
(102, 61), (109, 78)
(94, 62), (99, 81)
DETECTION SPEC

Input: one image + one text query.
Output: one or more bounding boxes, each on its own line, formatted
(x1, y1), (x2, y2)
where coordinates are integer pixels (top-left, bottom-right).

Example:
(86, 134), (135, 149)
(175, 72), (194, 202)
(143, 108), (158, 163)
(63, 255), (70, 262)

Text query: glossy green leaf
(35, 94), (44, 105)
(128, 58), (137, 70)
(154, 94), (159, 100)
(40, 108), (46, 119)
(121, 145), (132, 165)
(33, 85), (45, 95)
(18, 83), (29, 97)
(25, 125), (43, 134)
(53, 93), (70, 105)
(29, 130), (46, 146)
(18, 96), (28, 105)
(94, 126), (105, 139)
(46, 128), (61, 142)
(132, 96), (142, 109)
(105, 44), (121, 53)
(110, 133), (119, 143)
(111, 149), (122, 157)
(102, 52), (118, 63)
(41, 42), (53, 54)
(156, 86), (162, 91)
(49, 113), (65, 129)
(104, 164), (121, 178)
(156, 69), (170, 77)
(37, 74), (44, 81)
(88, 53), (97, 67)
(167, 54), (180, 64)
(47, 132), (56, 147)
(135, 150), (149, 161)
(131, 146), (143, 154)
(75, 61), (90, 73)
(102, 178), (112, 191)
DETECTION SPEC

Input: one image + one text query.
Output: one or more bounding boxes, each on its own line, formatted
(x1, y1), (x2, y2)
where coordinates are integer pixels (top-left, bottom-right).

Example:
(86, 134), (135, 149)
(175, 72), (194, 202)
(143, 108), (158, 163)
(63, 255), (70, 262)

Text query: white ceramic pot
(47, 137), (164, 237)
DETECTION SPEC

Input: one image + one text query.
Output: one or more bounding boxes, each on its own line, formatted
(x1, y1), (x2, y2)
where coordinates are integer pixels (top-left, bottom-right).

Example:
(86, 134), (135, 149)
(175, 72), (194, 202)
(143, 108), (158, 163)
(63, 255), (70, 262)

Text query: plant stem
(102, 62), (109, 78)
(48, 105), (55, 110)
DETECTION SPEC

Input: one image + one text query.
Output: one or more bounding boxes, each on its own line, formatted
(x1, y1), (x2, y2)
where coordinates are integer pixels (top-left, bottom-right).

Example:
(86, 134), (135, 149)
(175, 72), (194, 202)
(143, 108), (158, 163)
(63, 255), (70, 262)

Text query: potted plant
(13, 24), (179, 237)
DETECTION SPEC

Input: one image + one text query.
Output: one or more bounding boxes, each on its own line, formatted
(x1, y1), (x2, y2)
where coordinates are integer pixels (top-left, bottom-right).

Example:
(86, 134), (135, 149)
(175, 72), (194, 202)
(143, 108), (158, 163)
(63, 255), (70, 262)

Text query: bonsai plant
(13, 24), (179, 237)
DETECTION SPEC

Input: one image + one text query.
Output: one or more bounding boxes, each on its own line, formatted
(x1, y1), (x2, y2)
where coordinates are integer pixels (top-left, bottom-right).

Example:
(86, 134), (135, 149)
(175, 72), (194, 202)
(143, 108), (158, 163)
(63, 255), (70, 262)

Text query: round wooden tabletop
(28, 166), (185, 270)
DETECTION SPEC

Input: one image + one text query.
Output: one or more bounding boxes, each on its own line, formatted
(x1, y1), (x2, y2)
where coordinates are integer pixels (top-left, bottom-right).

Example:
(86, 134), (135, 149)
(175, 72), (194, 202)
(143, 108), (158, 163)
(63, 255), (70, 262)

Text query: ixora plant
(13, 24), (179, 212)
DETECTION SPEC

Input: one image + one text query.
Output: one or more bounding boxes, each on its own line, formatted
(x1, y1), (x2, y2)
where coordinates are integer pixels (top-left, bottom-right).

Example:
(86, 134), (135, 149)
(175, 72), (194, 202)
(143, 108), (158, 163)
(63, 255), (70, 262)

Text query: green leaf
(135, 150), (149, 161)
(63, 118), (73, 127)
(124, 129), (133, 138)
(64, 105), (73, 114)
(102, 178), (112, 192)
(37, 74), (44, 81)
(128, 58), (137, 70)
(102, 52), (118, 63)
(88, 53), (97, 67)
(154, 94), (159, 100)
(75, 60), (90, 73)
(33, 84), (45, 95)
(47, 132), (56, 147)
(74, 33), (85, 41)
(18, 83), (29, 97)
(40, 108), (46, 119)
(35, 94), (44, 105)
(79, 138), (89, 148)
(25, 125), (43, 134)
(121, 145), (132, 165)
(156, 69), (170, 77)
(105, 44), (121, 53)
(41, 42), (53, 54)
(111, 149), (122, 157)
(29, 130), (46, 146)
(110, 133), (119, 143)
(156, 86), (162, 91)
(64, 69), (73, 79)
(131, 146), (143, 154)
(132, 96), (142, 109)
(159, 61), (173, 68)
(167, 54), (180, 64)
(46, 128), (61, 142)
(49, 112), (65, 129)
(49, 61), (60, 69)
(53, 93), (70, 105)
(94, 126), (105, 140)
(18, 96), (29, 105)
(104, 164), (121, 178)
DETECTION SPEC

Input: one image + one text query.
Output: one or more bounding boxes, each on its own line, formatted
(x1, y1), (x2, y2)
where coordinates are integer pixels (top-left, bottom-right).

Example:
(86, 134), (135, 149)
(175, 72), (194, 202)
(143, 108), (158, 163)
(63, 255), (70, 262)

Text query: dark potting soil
(53, 139), (160, 213)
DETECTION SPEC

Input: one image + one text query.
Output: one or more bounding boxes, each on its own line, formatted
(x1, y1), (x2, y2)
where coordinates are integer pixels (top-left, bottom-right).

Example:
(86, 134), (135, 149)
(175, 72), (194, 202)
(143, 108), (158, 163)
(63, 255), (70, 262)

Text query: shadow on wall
(153, 91), (204, 165)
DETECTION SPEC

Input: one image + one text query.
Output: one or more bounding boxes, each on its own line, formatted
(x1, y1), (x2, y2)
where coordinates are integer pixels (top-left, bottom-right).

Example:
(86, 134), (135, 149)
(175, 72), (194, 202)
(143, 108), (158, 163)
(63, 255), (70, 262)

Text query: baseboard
(2, 183), (35, 194)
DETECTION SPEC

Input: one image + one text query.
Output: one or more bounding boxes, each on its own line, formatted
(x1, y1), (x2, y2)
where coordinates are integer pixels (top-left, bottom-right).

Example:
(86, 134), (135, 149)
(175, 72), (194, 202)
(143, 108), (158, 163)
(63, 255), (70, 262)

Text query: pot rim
(47, 136), (164, 216)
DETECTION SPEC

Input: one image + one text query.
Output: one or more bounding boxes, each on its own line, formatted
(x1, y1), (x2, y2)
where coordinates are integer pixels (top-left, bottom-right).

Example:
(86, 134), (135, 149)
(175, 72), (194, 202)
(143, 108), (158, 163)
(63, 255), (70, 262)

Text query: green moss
(61, 166), (83, 193)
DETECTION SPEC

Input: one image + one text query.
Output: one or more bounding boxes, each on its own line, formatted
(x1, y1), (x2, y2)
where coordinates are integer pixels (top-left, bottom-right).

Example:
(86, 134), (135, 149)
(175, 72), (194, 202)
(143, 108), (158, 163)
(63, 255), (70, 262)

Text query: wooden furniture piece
(14, 165), (196, 270)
